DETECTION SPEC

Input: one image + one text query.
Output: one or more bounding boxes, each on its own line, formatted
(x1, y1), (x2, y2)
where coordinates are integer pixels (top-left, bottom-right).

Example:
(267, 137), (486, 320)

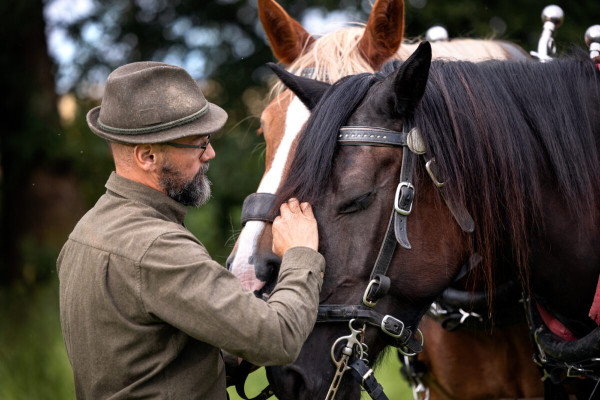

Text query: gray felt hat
(86, 61), (228, 144)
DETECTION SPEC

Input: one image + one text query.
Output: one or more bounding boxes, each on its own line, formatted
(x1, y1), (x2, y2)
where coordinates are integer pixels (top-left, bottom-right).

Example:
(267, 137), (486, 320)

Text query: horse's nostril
(255, 256), (281, 282)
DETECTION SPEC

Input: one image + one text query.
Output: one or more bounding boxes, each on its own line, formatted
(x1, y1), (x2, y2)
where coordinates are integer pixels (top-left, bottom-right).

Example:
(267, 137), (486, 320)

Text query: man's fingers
(279, 198), (300, 217)
(287, 198), (300, 213)
(279, 203), (290, 218)
(300, 202), (314, 218)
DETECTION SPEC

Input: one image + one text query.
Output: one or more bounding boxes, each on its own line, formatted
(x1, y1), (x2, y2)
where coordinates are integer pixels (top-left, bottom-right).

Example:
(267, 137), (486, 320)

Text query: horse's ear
(358, 0), (405, 69)
(267, 63), (330, 110)
(386, 41), (432, 116)
(258, 0), (316, 64)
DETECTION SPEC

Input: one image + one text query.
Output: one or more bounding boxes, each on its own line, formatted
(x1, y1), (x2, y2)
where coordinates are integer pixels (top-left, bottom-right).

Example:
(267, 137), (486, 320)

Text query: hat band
(97, 103), (209, 135)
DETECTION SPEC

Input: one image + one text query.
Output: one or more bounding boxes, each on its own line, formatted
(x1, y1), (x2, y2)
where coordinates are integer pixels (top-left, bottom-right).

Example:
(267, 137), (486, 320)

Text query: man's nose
(202, 143), (215, 161)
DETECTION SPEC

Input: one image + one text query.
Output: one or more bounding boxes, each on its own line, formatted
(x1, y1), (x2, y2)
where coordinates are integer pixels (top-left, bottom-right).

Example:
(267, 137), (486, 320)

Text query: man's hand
(272, 198), (318, 258)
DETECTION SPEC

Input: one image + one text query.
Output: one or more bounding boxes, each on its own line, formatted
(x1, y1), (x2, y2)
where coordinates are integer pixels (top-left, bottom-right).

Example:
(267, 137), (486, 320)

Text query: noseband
(239, 121), (475, 399)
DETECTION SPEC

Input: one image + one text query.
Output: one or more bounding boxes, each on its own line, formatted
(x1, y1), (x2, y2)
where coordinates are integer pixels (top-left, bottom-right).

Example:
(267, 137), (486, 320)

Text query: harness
(237, 122), (474, 399)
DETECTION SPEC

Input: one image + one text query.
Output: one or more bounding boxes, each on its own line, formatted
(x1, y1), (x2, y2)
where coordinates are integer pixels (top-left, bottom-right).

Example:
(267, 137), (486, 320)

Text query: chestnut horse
(264, 43), (600, 399)
(227, 0), (543, 398)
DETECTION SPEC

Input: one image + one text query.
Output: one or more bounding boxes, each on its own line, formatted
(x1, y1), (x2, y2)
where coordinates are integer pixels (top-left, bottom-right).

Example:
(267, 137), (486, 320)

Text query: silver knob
(531, 5), (564, 62)
(585, 25), (600, 58)
(425, 26), (449, 42)
(541, 5), (564, 27)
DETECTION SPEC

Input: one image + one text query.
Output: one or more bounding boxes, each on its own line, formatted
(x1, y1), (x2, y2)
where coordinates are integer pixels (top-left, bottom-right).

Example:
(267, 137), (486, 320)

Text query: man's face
(158, 135), (215, 207)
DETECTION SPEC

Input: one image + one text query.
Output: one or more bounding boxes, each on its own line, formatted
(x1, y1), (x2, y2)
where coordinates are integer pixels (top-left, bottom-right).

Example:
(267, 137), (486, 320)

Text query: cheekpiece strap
(394, 146), (417, 249)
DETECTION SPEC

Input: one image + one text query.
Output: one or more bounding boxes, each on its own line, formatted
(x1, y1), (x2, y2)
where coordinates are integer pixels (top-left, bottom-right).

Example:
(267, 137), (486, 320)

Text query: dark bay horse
(261, 43), (600, 399)
(228, 0), (546, 398)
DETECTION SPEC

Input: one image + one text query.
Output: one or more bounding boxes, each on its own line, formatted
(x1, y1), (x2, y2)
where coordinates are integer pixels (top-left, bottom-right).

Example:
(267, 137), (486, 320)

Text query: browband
(338, 126), (408, 147)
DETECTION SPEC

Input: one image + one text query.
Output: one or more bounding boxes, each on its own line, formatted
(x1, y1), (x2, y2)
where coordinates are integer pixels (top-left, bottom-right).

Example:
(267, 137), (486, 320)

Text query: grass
(0, 277), (75, 400)
(0, 277), (411, 400)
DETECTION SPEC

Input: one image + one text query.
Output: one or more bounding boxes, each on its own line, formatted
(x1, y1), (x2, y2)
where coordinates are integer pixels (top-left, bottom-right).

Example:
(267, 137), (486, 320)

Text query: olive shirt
(57, 172), (325, 399)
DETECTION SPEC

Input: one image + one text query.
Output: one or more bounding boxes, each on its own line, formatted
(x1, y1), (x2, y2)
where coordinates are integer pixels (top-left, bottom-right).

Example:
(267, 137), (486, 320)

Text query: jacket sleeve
(138, 230), (325, 366)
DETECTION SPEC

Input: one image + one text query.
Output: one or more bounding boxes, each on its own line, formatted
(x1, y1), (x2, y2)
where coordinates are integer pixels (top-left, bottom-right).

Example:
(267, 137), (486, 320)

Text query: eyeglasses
(163, 135), (211, 157)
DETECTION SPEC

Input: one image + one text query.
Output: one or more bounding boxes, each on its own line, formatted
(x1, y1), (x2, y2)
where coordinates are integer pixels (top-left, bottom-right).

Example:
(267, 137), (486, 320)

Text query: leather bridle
(237, 122), (475, 399)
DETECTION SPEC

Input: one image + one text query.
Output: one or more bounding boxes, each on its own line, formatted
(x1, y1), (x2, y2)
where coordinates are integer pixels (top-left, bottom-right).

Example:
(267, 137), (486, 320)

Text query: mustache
(199, 162), (209, 175)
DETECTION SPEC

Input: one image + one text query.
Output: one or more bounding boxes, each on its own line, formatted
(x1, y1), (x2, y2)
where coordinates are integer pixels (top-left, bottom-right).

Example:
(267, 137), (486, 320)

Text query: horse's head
(226, 0), (406, 295)
(264, 42), (474, 399)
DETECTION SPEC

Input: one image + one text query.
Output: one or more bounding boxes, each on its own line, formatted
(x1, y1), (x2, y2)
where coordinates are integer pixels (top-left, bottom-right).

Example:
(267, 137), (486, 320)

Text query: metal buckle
(394, 182), (415, 215)
(362, 279), (379, 307)
(381, 315), (405, 338)
(425, 158), (445, 188)
(398, 328), (424, 357)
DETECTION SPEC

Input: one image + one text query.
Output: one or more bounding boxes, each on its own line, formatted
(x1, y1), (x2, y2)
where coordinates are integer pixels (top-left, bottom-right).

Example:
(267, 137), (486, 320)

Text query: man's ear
(133, 144), (159, 172)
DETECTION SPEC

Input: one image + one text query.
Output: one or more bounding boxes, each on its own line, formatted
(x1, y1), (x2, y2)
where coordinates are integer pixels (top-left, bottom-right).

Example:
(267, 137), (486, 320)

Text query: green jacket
(57, 172), (325, 399)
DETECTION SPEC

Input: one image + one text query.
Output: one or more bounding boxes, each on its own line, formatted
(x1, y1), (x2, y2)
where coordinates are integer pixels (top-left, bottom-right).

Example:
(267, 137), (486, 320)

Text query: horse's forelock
(274, 72), (380, 210)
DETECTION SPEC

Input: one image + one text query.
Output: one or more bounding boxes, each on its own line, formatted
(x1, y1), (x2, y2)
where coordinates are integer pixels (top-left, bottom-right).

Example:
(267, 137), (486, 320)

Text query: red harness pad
(536, 303), (578, 341)
(589, 276), (600, 325)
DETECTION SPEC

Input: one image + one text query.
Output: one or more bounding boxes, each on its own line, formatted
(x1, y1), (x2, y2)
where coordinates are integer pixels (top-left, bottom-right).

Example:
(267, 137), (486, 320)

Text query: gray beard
(159, 162), (211, 207)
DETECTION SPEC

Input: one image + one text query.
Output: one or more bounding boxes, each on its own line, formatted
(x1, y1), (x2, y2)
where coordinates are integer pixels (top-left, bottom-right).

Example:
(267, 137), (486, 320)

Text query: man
(57, 61), (324, 399)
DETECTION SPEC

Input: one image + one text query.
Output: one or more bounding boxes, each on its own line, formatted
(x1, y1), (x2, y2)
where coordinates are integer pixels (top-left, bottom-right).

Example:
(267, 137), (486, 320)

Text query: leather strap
(369, 212), (398, 279)
(338, 126), (407, 147)
(316, 305), (422, 354)
(349, 358), (388, 400)
(240, 193), (278, 226)
(394, 147), (417, 249)
(364, 274), (391, 306)
(425, 157), (474, 232)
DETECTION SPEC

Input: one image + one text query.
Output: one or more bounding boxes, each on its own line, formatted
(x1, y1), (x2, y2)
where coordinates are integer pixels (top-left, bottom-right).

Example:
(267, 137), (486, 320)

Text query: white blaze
(231, 97), (310, 291)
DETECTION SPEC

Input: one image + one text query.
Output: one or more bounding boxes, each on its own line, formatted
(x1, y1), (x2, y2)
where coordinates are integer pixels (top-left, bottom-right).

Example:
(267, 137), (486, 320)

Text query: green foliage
(0, 279), (75, 400)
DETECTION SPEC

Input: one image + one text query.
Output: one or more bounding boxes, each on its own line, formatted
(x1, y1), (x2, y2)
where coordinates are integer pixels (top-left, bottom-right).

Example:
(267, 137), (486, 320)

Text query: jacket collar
(105, 171), (188, 224)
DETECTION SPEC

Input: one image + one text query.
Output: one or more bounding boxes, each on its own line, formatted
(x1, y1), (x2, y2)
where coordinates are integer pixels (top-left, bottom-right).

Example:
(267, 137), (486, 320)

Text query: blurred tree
(0, 0), (80, 285)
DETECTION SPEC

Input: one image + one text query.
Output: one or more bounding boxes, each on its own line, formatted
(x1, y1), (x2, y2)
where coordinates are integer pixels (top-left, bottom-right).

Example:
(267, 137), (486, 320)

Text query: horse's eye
(338, 192), (375, 214)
